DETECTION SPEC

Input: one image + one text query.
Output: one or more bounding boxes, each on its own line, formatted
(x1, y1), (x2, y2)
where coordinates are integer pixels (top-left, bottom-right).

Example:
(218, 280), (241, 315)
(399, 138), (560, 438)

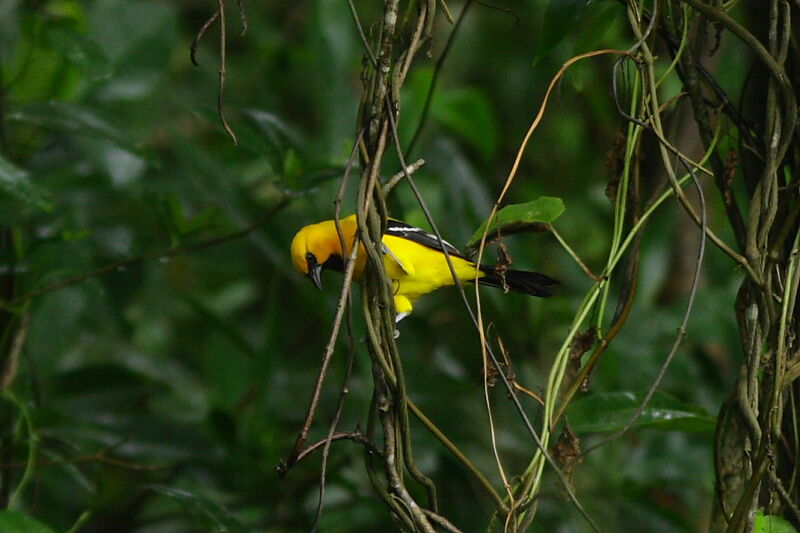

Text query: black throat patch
(322, 254), (345, 272)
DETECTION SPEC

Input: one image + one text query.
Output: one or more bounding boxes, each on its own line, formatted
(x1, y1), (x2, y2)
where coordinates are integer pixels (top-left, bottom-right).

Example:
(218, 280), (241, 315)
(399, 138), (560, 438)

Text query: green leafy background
(0, 0), (758, 532)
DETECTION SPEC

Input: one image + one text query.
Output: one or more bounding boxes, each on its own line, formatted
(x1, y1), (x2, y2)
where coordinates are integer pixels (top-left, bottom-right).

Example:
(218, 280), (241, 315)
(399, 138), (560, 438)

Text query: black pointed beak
(307, 257), (323, 290)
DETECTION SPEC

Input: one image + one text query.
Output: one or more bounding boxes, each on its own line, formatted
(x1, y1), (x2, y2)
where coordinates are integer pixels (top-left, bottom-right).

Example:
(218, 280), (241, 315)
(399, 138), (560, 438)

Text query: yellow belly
(330, 217), (480, 315)
(380, 235), (482, 315)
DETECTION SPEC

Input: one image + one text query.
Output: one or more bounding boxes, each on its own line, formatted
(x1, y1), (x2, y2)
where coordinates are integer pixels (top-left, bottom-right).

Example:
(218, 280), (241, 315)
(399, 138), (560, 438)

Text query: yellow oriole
(290, 214), (557, 319)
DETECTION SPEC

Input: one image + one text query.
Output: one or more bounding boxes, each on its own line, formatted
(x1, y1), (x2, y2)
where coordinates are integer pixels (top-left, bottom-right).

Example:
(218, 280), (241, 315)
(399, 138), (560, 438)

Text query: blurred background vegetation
(0, 0), (789, 532)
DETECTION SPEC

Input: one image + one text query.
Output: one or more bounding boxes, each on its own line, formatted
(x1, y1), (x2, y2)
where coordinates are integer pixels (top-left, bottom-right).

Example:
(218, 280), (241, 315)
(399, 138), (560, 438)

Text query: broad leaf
(46, 23), (111, 82)
(148, 485), (247, 533)
(0, 511), (56, 533)
(567, 390), (715, 433)
(755, 512), (798, 533)
(7, 102), (147, 158)
(433, 88), (499, 160)
(467, 197), (565, 249)
(572, 0), (620, 56)
(0, 155), (53, 212)
(534, 0), (591, 65)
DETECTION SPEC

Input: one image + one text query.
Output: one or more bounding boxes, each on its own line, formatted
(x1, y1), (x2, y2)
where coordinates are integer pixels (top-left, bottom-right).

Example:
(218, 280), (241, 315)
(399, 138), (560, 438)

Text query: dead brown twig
(190, 0), (248, 144)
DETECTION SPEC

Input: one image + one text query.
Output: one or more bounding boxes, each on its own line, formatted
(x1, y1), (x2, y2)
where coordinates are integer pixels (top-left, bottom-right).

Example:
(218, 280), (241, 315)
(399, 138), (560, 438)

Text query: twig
(64, 511), (93, 533)
(0, 314), (29, 389)
(4, 446), (168, 472)
(385, 94), (600, 531)
(422, 509), (465, 533)
(278, 214), (361, 476)
(4, 390), (36, 510)
(310, 132), (362, 530)
(581, 11), (707, 457)
(0, 53), (8, 151)
(190, 11), (220, 66)
(347, 0), (378, 68)
(189, 2), (238, 144)
(513, 382), (544, 406)
(549, 224), (600, 281)
(295, 431), (382, 464)
(2, 196), (290, 309)
(582, 165), (707, 457)
(216, 0), (238, 144)
(681, 0), (796, 166)
(471, 49), (627, 530)
(768, 469), (800, 523)
(383, 158), (426, 194)
(475, 0), (520, 24)
(406, 398), (507, 514)
(235, 0), (248, 36)
(406, 0), (474, 156)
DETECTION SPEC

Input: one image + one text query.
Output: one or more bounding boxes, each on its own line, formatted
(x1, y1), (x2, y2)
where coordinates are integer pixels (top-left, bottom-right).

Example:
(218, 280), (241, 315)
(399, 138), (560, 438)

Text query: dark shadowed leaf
(572, 0), (620, 56)
(467, 197), (565, 249)
(567, 390), (715, 433)
(88, 0), (176, 64)
(7, 102), (148, 158)
(46, 24), (111, 82)
(242, 109), (302, 151)
(535, 0), (591, 64)
(148, 485), (247, 533)
(0, 511), (56, 533)
(433, 88), (499, 160)
(0, 155), (53, 212)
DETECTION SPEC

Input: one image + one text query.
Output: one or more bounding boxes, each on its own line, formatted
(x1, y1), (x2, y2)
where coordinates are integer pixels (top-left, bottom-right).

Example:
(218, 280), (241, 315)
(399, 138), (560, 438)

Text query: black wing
(385, 219), (466, 258)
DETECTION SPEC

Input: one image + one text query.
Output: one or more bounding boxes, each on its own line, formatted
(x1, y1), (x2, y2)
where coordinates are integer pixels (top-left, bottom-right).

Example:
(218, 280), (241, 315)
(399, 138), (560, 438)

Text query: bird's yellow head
(290, 219), (349, 290)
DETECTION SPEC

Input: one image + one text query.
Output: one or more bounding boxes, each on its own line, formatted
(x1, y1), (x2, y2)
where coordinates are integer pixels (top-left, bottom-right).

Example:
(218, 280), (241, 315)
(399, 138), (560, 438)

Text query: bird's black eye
(305, 252), (315, 263)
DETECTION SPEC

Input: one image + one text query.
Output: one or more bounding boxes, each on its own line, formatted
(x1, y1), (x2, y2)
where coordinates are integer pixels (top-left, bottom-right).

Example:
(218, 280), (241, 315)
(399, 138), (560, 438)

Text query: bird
(290, 214), (558, 320)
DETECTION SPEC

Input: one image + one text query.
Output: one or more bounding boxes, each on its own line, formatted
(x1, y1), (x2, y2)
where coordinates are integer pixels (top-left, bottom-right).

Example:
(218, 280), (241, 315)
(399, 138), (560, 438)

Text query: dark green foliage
(0, 0), (773, 532)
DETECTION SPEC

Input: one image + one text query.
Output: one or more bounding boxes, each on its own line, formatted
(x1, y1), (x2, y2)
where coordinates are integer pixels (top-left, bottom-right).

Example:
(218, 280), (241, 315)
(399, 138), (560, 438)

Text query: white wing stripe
(385, 224), (459, 253)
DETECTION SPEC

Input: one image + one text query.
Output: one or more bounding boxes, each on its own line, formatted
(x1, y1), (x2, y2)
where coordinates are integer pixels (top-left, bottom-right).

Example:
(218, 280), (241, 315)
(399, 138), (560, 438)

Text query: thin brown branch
(581, 16), (708, 458)
(383, 158), (426, 195)
(310, 133), (362, 530)
(2, 197), (290, 310)
(235, 0), (248, 36)
(276, 236), (360, 476)
(0, 313), (29, 389)
(5, 447), (168, 472)
(681, 0), (796, 166)
(549, 224), (601, 281)
(386, 92), (600, 530)
(422, 509), (465, 533)
(190, 10), (219, 66)
(216, 0), (238, 144)
(406, 0), (474, 156)
(278, 131), (364, 477)
(295, 431), (381, 464)
(0, 53), (8, 152)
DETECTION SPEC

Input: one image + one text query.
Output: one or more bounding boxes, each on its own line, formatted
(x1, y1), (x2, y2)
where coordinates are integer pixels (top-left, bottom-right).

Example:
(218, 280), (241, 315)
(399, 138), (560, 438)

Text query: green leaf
(535, 0), (591, 65)
(7, 101), (145, 157)
(572, 0), (620, 56)
(0, 155), (53, 212)
(467, 197), (565, 249)
(88, 0), (176, 64)
(156, 194), (222, 246)
(0, 511), (56, 533)
(283, 148), (304, 184)
(148, 485), (247, 533)
(45, 22), (111, 82)
(567, 391), (716, 433)
(755, 512), (798, 533)
(433, 88), (499, 160)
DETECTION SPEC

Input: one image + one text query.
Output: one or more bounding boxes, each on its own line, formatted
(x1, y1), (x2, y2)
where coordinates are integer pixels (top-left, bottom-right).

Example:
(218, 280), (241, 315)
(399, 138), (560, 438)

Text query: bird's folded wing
(385, 219), (464, 258)
(381, 242), (409, 274)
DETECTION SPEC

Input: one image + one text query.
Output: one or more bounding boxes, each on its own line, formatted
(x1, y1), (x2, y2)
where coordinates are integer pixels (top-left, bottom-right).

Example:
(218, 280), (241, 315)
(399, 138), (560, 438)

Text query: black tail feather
(478, 267), (558, 297)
